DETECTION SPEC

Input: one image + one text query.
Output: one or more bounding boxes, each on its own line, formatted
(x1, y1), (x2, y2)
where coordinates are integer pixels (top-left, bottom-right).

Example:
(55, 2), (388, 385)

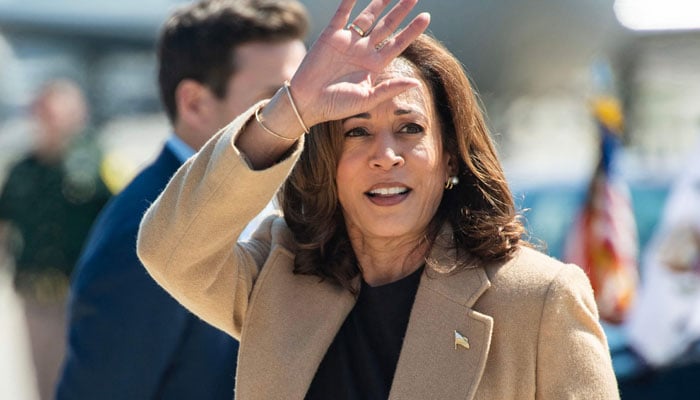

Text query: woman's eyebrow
(342, 112), (371, 123)
(341, 108), (420, 123)
(395, 108), (414, 116)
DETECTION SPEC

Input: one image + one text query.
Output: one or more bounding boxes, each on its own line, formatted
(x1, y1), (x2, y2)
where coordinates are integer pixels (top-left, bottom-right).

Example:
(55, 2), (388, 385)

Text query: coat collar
(389, 243), (493, 400)
(235, 246), (358, 399)
(236, 232), (493, 400)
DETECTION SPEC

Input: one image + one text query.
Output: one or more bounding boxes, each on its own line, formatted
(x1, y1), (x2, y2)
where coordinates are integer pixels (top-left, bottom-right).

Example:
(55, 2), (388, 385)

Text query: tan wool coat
(137, 104), (620, 399)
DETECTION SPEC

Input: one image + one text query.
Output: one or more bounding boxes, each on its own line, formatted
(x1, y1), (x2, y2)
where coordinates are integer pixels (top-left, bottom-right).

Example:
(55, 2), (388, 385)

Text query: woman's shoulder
(485, 245), (592, 297)
(472, 246), (598, 324)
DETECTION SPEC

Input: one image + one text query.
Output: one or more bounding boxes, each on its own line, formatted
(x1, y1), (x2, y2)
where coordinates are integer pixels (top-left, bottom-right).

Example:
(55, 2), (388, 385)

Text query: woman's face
(336, 63), (453, 242)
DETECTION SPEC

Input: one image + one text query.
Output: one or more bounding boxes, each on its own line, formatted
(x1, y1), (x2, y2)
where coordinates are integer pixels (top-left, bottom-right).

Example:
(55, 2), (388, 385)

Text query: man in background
(0, 78), (111, 400)
(56, 1), (308, 398)
(0, 79), (110, 297)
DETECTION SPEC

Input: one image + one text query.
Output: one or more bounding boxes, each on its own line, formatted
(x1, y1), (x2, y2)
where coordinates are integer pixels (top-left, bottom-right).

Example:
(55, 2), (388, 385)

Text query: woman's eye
(344, 127), (370, 137)
(399, 123), (424, 134)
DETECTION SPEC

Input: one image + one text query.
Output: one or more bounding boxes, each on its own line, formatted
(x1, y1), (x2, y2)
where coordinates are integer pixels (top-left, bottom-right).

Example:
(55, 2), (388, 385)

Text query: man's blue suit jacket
(56, 145), (238, 399)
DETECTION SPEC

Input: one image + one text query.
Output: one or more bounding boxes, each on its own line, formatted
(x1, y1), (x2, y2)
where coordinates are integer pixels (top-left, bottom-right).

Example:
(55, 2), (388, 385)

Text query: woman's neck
(351, 234), (429, 287)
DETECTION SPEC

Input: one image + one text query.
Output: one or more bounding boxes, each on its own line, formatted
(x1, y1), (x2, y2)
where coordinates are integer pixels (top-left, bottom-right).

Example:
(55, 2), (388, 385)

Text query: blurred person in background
(0, 78), (110, 296)
(0, 78), (111, 400)
(56, 0), (308, 399)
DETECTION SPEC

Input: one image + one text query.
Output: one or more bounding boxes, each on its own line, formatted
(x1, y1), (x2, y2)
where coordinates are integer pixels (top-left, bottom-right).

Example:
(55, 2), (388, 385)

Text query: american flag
(564, 96), (639, 324)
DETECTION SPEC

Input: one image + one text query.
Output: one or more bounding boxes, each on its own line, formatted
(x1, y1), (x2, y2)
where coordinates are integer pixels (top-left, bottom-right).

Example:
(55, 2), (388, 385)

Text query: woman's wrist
(255, 104), (298, 142)
(234, 91), (305, 170)
(258, 85), (307, 141)
(283, 81), (309, 134)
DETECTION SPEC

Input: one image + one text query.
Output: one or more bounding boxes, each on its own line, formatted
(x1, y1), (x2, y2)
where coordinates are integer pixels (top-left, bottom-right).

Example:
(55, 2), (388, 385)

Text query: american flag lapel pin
(454, 330), (470, 350)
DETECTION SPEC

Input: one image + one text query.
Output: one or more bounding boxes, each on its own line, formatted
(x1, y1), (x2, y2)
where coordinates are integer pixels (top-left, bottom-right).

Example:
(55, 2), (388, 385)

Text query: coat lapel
(236, 246), (357, 400)
(389, 239), (493, 400)
(238, 232), (493, 399)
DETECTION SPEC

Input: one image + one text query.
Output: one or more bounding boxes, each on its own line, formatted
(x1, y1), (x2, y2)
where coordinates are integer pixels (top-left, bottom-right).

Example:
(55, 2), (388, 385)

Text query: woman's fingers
(348, 0), (392, 35)
(329, 0), (358, 30)
(375, 12), (430, 58)
(349, 0), (429, 60)
(368, 0), (417, 44)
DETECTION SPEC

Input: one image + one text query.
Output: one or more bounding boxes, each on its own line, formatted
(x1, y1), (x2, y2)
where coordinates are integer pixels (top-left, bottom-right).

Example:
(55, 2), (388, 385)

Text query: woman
(138, 0), (619, 398)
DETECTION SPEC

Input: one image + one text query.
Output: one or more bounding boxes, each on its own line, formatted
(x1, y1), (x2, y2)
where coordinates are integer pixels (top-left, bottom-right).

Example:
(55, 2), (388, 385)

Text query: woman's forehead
(375, 60), (432, 112)
(375, 57), (419, 81)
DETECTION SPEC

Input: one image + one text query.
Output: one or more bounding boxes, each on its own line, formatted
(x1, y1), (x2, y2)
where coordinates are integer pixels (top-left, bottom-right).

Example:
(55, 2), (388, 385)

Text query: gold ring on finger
(375, 38), (390, 51)
(347, 23), (367, 37)
(374, 32), (395, 51)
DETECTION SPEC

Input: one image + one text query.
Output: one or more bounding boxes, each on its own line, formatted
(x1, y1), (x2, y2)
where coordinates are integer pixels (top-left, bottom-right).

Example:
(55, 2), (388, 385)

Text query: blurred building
(623, 32), (700, 172)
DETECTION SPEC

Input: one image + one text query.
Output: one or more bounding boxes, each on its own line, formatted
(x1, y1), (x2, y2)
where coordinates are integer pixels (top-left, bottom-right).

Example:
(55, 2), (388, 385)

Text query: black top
(306, 266), (423, 400)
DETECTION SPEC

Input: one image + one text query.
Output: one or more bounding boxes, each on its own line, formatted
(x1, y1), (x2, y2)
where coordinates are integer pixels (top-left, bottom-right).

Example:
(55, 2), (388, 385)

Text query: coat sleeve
(137, 102), (304, 339)
(536, 264), (621, 399)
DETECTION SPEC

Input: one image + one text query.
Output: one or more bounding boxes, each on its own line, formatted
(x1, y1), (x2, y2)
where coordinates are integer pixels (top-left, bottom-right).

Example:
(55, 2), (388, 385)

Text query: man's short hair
(157, 0), (309, 123)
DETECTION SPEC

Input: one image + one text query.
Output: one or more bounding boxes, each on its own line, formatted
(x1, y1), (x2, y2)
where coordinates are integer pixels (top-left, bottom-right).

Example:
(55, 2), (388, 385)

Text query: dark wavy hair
(157, 0), (309, 123)
(282, 34), (525, 293)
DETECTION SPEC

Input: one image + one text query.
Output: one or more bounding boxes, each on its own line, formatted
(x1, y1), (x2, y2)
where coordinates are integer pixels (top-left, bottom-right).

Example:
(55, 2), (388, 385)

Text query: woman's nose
(369, 134), (405, 170)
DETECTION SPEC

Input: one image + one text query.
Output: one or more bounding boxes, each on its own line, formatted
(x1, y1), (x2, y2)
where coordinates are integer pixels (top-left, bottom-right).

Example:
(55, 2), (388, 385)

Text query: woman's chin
(357, 222), (426, 241)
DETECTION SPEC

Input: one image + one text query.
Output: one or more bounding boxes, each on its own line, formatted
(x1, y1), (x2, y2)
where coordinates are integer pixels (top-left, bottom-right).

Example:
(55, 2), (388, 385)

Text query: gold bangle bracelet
(283, 80), (309, 134)
(254, 105), (298, 142)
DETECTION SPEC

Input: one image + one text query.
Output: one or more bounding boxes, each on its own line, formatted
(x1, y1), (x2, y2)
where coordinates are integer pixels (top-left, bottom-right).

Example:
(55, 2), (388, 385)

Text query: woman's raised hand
(235, 0), (429, 168)
(289, 0), (430, 127)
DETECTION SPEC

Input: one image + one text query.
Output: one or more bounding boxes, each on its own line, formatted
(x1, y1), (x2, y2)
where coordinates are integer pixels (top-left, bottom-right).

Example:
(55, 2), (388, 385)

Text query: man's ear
(175, 79), (214, 130)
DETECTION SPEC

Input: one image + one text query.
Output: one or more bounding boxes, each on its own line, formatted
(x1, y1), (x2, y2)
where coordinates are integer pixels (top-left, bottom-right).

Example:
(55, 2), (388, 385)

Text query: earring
(445, 176), (459, 190)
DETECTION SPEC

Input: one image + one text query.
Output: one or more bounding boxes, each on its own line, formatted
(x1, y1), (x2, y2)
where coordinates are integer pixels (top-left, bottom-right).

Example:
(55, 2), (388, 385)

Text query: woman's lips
(365, 186), (411, 206)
